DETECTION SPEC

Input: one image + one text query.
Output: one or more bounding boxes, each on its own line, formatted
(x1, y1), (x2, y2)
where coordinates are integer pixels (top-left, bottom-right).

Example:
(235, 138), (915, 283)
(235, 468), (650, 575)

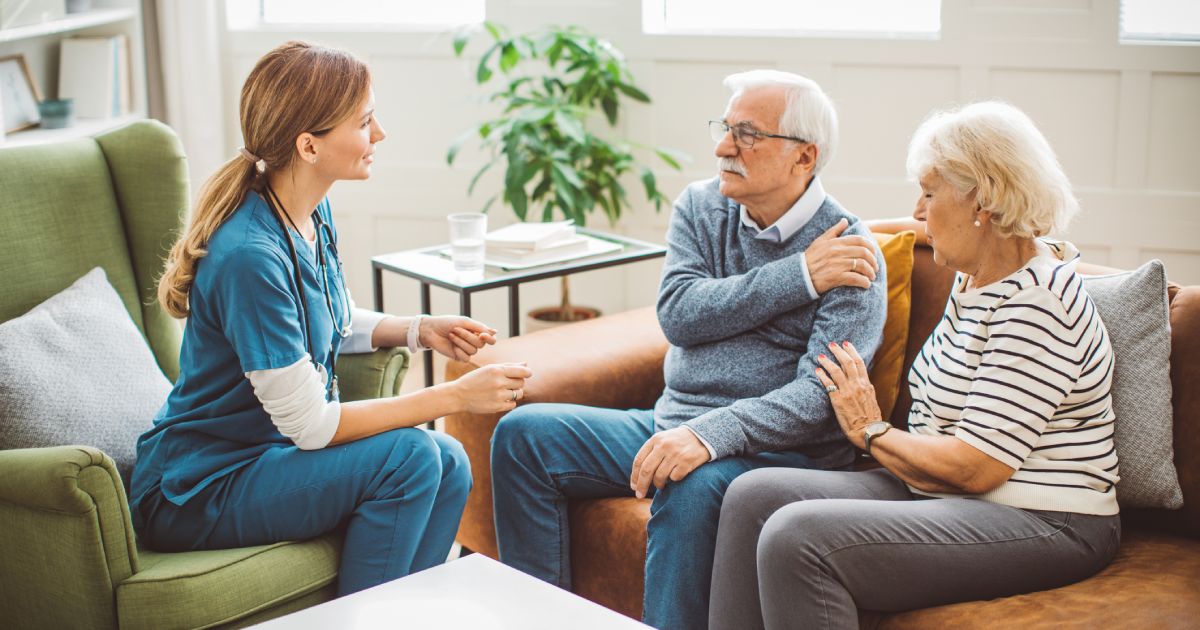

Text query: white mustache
(718, 157), (747, 177)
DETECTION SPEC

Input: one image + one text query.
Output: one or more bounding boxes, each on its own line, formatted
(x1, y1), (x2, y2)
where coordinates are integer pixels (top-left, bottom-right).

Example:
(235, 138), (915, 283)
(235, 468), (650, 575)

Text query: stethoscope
(262, 185), (353, 400)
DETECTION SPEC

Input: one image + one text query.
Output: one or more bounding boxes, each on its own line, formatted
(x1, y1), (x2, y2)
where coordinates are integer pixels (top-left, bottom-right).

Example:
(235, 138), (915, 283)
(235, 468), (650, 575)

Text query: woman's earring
(973, 219), (981, 227)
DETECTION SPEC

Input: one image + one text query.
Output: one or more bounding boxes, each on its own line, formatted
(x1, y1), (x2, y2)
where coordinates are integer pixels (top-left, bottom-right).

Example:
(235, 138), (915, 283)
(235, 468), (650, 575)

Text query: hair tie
(238, 147), (261, 163)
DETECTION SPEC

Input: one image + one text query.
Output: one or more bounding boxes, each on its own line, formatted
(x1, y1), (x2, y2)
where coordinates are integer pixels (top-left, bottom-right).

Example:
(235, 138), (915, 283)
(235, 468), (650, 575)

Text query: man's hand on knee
(630, 427), (711, 498)
(806, 218), (878, 294)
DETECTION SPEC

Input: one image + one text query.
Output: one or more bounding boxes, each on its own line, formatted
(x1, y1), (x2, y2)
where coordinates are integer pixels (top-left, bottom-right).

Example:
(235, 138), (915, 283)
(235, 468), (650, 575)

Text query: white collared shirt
(737, 176), (825, 297)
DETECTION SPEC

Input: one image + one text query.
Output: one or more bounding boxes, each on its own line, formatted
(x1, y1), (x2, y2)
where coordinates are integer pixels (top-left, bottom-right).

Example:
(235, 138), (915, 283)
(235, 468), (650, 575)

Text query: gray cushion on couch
(0, 267), (170, 485)
(1083, 259), (1184, 509)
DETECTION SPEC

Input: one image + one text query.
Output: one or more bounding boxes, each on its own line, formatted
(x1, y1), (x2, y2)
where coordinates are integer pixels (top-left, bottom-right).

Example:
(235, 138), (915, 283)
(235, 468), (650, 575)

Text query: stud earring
(973, 220), (981, 227)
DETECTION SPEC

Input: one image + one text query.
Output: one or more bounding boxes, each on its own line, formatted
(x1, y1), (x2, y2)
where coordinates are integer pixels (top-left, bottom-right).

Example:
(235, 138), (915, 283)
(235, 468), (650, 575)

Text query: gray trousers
(709, 467), (1121, 630)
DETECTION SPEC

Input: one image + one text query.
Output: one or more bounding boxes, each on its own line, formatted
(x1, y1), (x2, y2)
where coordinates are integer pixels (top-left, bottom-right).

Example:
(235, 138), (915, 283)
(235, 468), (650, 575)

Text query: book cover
(59, 37), (118, 119)
(485, 220), (576, 251)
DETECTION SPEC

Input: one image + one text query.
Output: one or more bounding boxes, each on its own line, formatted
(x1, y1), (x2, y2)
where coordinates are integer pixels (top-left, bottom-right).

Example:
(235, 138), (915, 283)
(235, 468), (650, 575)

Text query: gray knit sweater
(652, 177), (888, 468)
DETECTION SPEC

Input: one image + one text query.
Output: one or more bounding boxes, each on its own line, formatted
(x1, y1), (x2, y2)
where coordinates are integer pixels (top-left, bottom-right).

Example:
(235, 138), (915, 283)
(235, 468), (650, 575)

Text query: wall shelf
(1, 113), (145, 149)
(0, 8), (137, 43)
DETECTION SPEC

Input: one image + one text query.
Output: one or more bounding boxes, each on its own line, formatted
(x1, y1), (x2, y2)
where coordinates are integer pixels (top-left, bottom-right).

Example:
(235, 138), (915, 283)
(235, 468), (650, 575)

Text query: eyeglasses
(709, 120), (809, 150)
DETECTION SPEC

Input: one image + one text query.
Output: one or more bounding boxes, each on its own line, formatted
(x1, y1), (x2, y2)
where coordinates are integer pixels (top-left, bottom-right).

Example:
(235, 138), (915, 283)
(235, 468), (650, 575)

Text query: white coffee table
(255, 554), (652, 629)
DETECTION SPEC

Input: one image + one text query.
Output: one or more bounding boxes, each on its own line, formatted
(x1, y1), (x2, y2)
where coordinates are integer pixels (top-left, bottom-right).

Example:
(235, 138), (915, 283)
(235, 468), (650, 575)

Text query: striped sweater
(907, 240), (1119, 515)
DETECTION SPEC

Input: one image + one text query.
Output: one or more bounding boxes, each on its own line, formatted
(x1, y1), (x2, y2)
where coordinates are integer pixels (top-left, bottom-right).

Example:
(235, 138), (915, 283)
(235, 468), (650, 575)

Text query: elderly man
(490, 70), (888, 630)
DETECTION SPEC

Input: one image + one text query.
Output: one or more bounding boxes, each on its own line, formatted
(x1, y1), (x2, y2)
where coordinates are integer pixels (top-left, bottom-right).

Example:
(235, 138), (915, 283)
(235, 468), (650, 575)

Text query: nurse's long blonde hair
(157, 41), (371, 318)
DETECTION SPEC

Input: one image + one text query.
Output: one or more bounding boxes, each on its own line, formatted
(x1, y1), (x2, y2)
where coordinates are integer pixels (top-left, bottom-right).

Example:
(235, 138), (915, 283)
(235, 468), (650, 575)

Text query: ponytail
(157, 157), (259, 318)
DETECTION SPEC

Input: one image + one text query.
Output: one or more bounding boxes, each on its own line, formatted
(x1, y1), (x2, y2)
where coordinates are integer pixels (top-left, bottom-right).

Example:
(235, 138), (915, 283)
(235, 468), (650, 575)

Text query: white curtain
(153, 0), (226, 197)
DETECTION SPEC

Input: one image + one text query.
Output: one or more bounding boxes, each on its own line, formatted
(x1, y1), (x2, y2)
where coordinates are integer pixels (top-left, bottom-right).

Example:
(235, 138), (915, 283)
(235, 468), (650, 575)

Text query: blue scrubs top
(130, 192), (347, 514)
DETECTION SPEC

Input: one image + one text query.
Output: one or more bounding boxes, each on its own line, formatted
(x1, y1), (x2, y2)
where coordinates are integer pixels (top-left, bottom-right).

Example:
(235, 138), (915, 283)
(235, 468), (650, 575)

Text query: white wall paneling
(208, 0), (1199, 388)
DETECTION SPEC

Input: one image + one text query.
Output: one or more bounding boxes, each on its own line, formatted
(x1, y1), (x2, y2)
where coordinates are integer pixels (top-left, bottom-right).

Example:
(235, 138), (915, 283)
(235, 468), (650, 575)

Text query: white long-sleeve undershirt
(244, 236), (395, 449)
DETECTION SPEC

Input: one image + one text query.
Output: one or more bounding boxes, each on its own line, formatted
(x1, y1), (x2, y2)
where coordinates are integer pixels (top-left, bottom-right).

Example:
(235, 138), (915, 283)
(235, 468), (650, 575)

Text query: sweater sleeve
(656, 186), (818, 349)
(683, 237), (888, 458)
(246, 357), (341, 450)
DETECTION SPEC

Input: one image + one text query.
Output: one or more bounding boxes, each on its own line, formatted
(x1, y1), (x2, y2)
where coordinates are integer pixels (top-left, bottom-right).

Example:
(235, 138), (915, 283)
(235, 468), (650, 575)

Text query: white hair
(906, 101), (1078, 239)
(723, 69), (839, 174)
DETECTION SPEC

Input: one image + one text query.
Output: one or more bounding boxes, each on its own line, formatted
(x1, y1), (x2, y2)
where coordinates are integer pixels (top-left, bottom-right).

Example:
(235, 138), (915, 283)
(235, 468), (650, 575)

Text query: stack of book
(484, 220), (592, 267)
(58, 35), (132, 120)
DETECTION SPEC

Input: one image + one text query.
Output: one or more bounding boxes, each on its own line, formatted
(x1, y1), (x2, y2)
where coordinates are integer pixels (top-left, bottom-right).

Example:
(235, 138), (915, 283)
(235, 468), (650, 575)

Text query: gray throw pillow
(1083, 260), (1184, 509)
(0, 267), (170, 486)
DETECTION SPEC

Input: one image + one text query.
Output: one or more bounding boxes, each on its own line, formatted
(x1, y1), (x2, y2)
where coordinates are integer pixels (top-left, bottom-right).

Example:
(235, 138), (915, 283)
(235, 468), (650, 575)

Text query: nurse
(129, 41), (532, 595)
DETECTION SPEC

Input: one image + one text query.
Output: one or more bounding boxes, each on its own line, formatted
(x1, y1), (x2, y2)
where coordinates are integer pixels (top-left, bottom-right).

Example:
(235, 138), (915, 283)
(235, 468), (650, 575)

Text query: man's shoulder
(791, 194), (869, 244)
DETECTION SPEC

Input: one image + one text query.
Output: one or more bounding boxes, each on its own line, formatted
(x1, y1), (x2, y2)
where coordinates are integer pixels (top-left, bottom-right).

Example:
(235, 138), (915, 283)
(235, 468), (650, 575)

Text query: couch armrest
(0, 445), (138, 627)
(336, 347), (411, 403)
(443, 306), (668, 557)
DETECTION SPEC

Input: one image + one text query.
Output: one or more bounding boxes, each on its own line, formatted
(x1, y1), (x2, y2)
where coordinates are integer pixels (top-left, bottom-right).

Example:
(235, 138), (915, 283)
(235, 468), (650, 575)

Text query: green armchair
(0, 121), (409, 628)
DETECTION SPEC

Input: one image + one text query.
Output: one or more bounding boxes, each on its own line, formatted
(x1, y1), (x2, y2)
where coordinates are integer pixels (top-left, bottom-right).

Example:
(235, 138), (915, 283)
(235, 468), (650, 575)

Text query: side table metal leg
(421, 282), (433, 388)
(508, 284), (520, 337)
(372, 266), (383, 312)
(460, 291), (472, 318)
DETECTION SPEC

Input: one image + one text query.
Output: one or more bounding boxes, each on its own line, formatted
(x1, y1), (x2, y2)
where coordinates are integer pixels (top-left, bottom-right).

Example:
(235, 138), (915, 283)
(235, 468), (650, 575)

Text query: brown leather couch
(444, 236), (1200, 628)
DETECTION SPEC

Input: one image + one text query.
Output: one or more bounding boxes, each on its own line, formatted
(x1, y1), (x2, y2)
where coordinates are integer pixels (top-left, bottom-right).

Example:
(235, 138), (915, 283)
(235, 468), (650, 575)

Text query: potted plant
(447, 22), (684, 325)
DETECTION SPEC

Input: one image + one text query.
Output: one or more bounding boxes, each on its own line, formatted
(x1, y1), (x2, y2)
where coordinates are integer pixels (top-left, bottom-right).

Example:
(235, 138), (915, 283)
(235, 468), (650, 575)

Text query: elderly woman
(707, 101), (1121, 630)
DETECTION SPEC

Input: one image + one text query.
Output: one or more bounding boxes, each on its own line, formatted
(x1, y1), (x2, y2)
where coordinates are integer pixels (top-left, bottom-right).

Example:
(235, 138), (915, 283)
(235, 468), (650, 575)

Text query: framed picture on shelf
(0, 54), (42, 133)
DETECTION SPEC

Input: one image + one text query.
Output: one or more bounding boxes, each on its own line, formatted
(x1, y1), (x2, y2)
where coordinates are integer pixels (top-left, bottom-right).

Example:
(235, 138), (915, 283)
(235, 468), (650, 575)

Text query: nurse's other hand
(450, 362), (533, 414)
(421, 316), (498, 361)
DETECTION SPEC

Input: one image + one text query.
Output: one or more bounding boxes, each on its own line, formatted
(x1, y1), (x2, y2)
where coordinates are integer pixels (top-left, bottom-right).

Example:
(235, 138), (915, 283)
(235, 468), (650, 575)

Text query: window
(642, 0), (940, 38)
(1121, 0), (1200, 42)
(227, 0), (485, 29)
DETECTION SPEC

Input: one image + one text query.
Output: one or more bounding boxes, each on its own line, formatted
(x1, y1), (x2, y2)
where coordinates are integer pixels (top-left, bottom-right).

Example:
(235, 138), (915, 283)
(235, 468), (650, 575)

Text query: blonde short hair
(905, 101), (1078, 238)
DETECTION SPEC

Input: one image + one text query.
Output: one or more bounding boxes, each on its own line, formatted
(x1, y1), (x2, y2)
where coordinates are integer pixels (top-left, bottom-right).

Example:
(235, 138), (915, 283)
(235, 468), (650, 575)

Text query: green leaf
(484, 21), (502, 41)
(508, 185), (528, 221)
(552, 110), (586, 144)
(499, 42), (520, 73)
(446, 129), (472, 164)
(530, 171), (553, 201)
(547, 38), (565, 67)
(616, 82), (650, 103)
(654, 148), (685, 170)
(452, 32), (470, 56)
(550, 168), (577, 210)
(481, 194), (499, 214)
(476, 44), (498, 83)
(640, 166), (658, 200)
(601, 95), (618, 126)
(552, 161), (585, 188)
(467, 160), (495, 195)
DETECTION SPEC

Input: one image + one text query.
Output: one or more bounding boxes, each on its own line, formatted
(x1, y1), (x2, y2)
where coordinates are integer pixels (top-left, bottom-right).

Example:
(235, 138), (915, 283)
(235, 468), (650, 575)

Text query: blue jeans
(490, 403), (825, 630)
(135, 428), (471, 595)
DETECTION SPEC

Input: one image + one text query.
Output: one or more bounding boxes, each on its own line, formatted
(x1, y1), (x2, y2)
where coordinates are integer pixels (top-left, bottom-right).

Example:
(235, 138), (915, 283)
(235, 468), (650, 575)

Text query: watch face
(866, 421), (890, 436)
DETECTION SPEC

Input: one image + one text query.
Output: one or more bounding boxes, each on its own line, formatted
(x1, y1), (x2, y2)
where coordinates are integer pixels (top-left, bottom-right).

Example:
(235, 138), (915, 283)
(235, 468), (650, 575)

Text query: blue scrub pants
(137, 428), (471, 595)
(490, 403), (826, 630)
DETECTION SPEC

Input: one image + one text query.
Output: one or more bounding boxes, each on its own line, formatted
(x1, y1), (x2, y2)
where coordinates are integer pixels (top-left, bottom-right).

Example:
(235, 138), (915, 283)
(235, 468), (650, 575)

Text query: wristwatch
(863, 421), (892, 456)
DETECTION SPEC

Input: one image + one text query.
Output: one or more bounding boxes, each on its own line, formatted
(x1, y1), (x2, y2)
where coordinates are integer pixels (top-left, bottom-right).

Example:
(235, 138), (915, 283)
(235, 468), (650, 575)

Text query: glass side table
(371, 228), (667, 387)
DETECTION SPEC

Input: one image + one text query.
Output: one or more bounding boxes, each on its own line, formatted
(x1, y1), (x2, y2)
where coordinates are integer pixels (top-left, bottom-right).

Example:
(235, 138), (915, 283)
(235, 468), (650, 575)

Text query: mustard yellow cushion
(868, 231), (915, 422)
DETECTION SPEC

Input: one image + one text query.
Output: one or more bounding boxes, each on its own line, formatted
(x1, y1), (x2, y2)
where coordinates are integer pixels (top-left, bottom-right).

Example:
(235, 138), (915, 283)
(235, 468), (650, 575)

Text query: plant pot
(525, 305), (601, 334)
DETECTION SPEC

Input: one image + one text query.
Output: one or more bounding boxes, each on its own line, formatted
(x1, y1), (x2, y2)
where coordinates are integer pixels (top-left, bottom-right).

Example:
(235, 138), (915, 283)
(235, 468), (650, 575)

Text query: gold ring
(852, 258), (858, 272)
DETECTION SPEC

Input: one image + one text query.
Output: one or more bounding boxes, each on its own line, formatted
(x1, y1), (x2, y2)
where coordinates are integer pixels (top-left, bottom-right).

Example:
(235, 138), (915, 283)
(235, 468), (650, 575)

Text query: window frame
(640, 0), (942, 40)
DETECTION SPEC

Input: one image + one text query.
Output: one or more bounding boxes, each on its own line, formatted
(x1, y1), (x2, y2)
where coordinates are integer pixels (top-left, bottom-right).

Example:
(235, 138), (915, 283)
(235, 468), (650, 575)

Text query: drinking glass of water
(448, 213), (487, 274)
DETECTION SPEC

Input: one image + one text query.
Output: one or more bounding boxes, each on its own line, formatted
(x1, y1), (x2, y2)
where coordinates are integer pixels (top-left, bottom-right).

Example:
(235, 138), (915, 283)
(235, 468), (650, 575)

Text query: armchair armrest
(335, 346), (411, 403)
(443, 306), (668, 557)
(0, 445), (138, 626)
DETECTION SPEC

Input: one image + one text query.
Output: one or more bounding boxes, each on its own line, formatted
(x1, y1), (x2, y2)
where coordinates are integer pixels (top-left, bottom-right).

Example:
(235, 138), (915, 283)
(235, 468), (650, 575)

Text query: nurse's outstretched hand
(450, 362), (533, 414)
(420, 316), (498, 361)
